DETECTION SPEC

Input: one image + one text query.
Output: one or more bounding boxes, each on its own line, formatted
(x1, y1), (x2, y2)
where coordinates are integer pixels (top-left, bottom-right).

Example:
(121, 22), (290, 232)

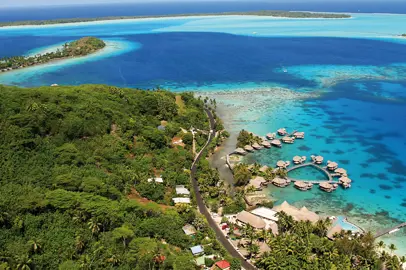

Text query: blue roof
(157, 125), (166, 131)
(190, 245), (204, 255)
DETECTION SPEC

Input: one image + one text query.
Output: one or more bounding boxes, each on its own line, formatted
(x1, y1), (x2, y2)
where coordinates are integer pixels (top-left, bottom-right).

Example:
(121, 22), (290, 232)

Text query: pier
(374, 222), (406, 239)
(286, 163), (334, 182)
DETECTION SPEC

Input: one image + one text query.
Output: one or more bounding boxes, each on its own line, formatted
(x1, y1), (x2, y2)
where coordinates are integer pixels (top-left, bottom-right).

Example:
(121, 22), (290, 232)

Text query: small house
(190, 245), (204, 256)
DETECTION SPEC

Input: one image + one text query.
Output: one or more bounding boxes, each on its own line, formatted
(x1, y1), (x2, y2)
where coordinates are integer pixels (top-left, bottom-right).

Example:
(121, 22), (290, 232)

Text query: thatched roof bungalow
(293, 131), (305, 139)
(236, 211), (266, 230)
(319, 181), (336, 192)
(271, 139), (282, 147)
(234, 148), (247, 155)
(266, 133), (276, 140)
(252, 142), (262, 150)
(282, 136), (295, 144)
(273, 201), (319, 223)
(272, 177), (290, 187)
(327, 161), (338, 171)
(261, 140), (271, 148)
(294, 181), (312, 191)
(277, 128), (287, 136)
(244, 145), (254, 152)
(249, 176), (267, 190)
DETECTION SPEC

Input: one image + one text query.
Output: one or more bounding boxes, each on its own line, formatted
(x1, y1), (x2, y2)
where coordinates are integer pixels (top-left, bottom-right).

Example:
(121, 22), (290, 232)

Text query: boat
(389, 228), (400, 234)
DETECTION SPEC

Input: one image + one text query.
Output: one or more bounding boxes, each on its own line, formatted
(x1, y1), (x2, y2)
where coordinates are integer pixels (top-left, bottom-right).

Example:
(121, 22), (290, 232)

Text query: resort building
(327, 161), (338, 171)
(173, 197), (191, 204)
(212, 260), (231, 270)
(293, 131), (305, 139)
(261, 140), (271, 148)
(271, 139), (282, 147)
(252, 142), (262, 150)
(339, 176), (352, 188)
(244, 145), (254, 152)
(327, 224), (343, 240)
(147, 176), (164, 183)
(248, 176), (267, 191)
(250, 207), (279, 234)
(182, 224), (197, 236)
(233, 148), (247, 155)
(259, 165), (269, 173)
(273, 201), (320, 223)
(335, 168), (347, 176)
(176, 185), (191, 196)
(277, 128), (287, 136)
(190, 245), (204, 256)
(293, 156), (306, 164)
(276, 160), (290, 168)
(319, 182), (338, 192)
(272, 177), (290, 187)
(312, 155), (324, 164)
(282, 136), (295, 144)
(235, 211), (266, 230)
(294, 181), (313, 191)
(266, 133), (276, 139)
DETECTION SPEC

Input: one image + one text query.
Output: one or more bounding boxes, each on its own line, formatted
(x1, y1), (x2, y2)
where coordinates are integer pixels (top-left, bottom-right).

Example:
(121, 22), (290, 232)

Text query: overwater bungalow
(282, 136), (295, 144)
(312, 155), (324, 164)
(293, 131), (305, 139)
(276, 160), (288, 168)
(266, 133), (276, 140)
(277, 128), (287, 136)
(294, 181), (313, 191)
(327, 161), (338, 171)
(244, 145), (254, 152)
(233, 148), (247, 156)
(293, 156), (304, 164)
(252, 142), (263, 150)
(271, 139), (282, 148)
(261, 140), (271, 148)
(335, 168), (347, 176)
(339, 176), (352, 188)
(272, 177), (290, 187)
(319, 181), (337, 192)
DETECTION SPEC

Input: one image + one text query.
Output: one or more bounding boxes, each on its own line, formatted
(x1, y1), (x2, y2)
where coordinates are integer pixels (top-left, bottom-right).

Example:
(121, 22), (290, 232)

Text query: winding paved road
(190, 107), (256, 270)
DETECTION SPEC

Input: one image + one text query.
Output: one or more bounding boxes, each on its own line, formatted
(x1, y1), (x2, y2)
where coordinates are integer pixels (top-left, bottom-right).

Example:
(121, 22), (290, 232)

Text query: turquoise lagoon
(0, 14), (406, 255)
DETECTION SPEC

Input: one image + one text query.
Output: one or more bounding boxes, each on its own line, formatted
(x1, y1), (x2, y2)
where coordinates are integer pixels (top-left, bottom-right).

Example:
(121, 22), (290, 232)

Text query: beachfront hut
(282, 136), (295, 144)
(327, 161), (338, 171)
(244, 145), (254, 152)
(319, 181), (336, 192)
(266, 133), (276, 140)
(294, 181), (312, 191)
(271, 139), (282, 147)
(335, 168), (347, 175)
(234, 148), (247, 156)
(252, 142), (262, 150)
(249, 176), (267, 191)
(236, 211), (266, 230)
(293, 131), (305, 139)
(293, 156), (303, 164)
(277, 128), (287, 136)
(261, 140), (271, 148)
(314, 156), (324, 164)
(273, 201), (319, 223)
(272, 177), (290, 188)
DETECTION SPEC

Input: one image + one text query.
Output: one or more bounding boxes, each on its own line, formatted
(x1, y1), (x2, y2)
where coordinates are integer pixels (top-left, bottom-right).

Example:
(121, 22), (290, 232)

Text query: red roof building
(214, 260), (230, 270)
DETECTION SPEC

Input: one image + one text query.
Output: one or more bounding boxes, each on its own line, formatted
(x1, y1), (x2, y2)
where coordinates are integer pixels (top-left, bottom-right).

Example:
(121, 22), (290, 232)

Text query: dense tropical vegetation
(0, 37), (105, 71)
(236, 129), (262, 148)
(401, 34), (406, 37)
(253, 211), (404, 269)
(0, 84), (230, 269)
(0, 11), (351, 27)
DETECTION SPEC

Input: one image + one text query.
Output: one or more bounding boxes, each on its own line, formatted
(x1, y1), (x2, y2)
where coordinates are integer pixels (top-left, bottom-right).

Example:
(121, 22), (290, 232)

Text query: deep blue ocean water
(0, 2), (406, 254)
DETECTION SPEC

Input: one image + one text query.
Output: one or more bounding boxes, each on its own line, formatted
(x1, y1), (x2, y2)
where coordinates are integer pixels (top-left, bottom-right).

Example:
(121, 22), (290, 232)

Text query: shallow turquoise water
(0, 14), (406, 255)
(288, 165), (330, 181)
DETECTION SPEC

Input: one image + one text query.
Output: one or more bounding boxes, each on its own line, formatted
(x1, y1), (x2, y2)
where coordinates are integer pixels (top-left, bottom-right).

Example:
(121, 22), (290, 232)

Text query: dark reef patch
(321, 150), (330, 154)
(298, 145), (311, 151)
(387, 160), (406, 175)
(400, 203), (406, 208)
(379, 184), (393, 190)
(334, 150), (345, 155)
(360, 163), (369, 168)
(384, 195), (391, 199)
(338, 159), (350, 165)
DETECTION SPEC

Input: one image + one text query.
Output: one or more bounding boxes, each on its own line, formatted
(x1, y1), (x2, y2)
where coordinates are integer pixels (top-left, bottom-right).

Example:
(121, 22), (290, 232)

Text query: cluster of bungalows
(172, 185), (191, 204)
(326, 161), (352, 189)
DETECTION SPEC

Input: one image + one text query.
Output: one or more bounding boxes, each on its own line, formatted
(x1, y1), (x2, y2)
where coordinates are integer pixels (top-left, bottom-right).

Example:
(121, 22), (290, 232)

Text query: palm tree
(376, 240), (385, 251)
(27, 239), (41, 254)
(388, 243), (397, 255)
(400, 256), (406, 267)
(16, 255), (32, 270)
(106, 255), (120, 266)
(248, 243), (260, 258)
(88, 219), (102, 236)
(75, 235), (86, 253)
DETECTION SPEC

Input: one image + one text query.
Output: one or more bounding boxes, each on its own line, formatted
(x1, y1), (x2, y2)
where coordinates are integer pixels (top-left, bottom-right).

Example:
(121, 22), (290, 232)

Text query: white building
(176, 185), (190, 196)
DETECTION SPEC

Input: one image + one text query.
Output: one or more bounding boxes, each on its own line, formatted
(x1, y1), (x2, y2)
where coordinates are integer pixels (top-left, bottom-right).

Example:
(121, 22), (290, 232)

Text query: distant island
(0, 37), (105, 72)
(0, 11), (351, 27)
(401, 34), (406, 37)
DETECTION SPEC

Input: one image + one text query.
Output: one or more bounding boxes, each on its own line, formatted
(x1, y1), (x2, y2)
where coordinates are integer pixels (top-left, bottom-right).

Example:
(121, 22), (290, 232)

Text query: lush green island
(0, 37), (105, 72)
(0, 10), (351, 27)
(401, 34), (406, 37)
(0, 84), (404, 269)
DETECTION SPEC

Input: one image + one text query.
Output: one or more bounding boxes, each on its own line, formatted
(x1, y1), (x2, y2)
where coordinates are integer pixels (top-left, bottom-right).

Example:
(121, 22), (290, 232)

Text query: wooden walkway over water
(286, 162), (334, 183)
(374, 222), (406, 239)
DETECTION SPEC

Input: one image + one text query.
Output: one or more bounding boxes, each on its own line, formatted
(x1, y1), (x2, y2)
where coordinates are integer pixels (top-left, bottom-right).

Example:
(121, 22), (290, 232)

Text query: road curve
(190, 107), (256, 270)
